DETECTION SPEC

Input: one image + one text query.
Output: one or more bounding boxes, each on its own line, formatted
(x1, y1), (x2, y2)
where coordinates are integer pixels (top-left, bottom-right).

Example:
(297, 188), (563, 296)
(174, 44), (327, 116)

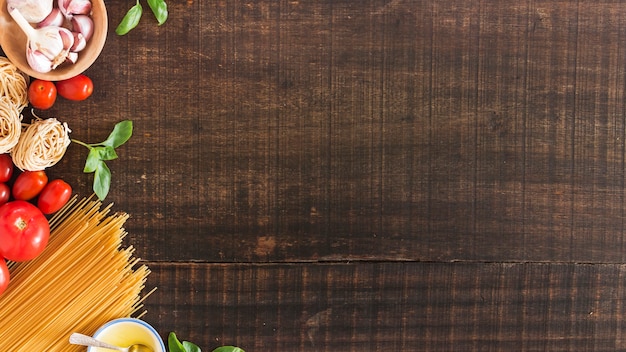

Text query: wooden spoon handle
(69, 332), (127, 351)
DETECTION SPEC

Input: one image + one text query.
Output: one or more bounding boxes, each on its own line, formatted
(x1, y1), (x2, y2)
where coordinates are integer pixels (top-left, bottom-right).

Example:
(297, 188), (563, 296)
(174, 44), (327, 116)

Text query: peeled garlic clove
(71, 14), (93, 41)
(58, 0), (91, 19)
(70, 32), (86, 52)
(37, 8), (64, 28)
(27, 48), (52, 73)
(7, 0), (53, 23)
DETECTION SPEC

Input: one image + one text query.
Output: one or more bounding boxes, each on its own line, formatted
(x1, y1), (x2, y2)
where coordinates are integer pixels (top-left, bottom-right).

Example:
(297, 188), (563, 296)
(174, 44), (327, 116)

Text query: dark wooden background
(7, 0), (626, 350)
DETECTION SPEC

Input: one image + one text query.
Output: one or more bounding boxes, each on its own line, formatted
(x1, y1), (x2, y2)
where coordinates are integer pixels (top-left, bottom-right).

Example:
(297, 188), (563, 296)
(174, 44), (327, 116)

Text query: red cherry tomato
(55, 74), (93, 101)
(0, 200), (50, 262)
(28, 79), (57, 110)
(12, 170), (48, 201)
(0, 258), (9, 296)
(0, 183), (10, 206)
(0, 154), (13, 183)
(37, 179), (72, 214)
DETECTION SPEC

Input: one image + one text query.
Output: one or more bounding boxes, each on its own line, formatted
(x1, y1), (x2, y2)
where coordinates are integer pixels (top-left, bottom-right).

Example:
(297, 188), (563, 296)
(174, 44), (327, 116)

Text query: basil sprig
(168, 332), (244, 352)
(116, 0), (168, 35)
(71, 120), (133, 201)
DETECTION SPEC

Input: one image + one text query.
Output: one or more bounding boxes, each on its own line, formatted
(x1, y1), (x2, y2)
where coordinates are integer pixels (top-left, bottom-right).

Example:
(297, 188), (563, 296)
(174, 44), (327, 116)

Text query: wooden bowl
(0, 0), (107, 81)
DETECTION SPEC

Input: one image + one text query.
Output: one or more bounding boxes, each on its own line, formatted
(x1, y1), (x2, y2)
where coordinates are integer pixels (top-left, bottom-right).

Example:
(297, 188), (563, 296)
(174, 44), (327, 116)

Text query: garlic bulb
(9, 8), (74, 73)
(7, 0), (53, 23)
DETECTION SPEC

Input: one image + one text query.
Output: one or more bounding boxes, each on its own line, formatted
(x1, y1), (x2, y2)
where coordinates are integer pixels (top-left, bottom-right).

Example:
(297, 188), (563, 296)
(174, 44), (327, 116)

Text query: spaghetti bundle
(0, 197), (153, 351)
(0, 57), (29, 112)
(0, 95), (23, 154)
(11, 117), (72, 171)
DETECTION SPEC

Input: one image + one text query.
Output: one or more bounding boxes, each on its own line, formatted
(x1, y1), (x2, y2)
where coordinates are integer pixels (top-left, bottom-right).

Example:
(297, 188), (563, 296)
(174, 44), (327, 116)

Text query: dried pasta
(0, 57), (28, 112)
(11, 117), (71, 171)
(0, 197), (154, 352)
(0, 96), (23, 154)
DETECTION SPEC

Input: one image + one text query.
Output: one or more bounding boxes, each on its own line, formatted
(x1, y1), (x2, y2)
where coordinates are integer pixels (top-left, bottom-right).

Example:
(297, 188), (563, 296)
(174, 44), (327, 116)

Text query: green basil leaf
(212, 347), (245, 352)
(102, 120), (133, 148)
(98, 146), (118, 161)
(116, 0), (143, 35)
(83, 148), (100, 173)
(93, 161), (111, 201)
(182, 341), (202, 352)
(168, 333), (186, 352)
(147, 0), (168, 25)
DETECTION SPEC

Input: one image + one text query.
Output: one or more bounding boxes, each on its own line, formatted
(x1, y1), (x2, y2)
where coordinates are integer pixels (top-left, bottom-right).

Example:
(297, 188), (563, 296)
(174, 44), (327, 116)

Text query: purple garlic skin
(71, 14), (93, 42)
(70, 32), (86, 52)
(7, 0), (54, 23)
(26, 48), (52, 73)
(58, 0), (91, 19)
(37, 8), (64, 28)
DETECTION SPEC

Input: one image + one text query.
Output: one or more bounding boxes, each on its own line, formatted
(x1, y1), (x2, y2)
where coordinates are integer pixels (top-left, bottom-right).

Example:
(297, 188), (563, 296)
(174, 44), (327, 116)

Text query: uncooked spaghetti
(11, 117), (71, 171)
(0, 197), (154, 351)
(0, 56), (28, 112)
(0, 96), (23, 154)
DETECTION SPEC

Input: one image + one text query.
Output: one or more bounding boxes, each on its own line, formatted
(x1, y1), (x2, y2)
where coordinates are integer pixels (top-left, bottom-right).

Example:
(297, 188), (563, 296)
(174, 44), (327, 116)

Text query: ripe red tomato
(0, 200), (50, 262)
(0, 154), (13, 183)
(12, 170), (48, 201)
(28, 79), (57, 109)
(0, 258), (9, 296)
(37, 179), (72, 214)
(0, 183), (10, 206)
(55, 74), (93, 101)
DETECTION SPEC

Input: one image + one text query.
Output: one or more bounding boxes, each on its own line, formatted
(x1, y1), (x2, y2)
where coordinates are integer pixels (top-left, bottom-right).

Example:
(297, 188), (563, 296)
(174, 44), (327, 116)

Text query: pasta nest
(11, 118), (72, 171)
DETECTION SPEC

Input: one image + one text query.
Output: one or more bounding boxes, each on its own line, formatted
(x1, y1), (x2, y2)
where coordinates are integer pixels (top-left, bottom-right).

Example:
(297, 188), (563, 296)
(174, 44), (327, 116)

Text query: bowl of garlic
(0, 0), (107, 81)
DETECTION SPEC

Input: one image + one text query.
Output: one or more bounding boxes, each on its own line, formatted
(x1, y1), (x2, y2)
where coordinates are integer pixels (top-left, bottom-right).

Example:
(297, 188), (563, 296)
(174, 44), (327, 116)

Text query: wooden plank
(94, 0), (625, 263)
(5, 0), (626, 262)
(143, 262), (626, 352)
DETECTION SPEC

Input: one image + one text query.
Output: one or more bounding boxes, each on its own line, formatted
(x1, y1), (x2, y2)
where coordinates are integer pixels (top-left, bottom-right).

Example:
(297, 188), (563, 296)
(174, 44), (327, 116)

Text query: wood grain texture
(50, 0), (623, 263)
(2, 0), (625, 350)
(144, 262), (626, 352)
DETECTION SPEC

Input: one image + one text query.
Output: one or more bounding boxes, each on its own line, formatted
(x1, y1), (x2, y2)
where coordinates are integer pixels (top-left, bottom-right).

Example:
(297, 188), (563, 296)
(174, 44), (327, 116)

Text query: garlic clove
(58, 27), (74, 49)
(26, 48), (53, 73)
(65, 51), (79, 65)
(58, 0), (91, 19)
(37, 8), (64, 28)
(7, 0), (53, 23)
(70, 32), (86, 52)
(57, 0), (71, 18)
(71, 14), (93, 41)
(68, 0), (92, 15)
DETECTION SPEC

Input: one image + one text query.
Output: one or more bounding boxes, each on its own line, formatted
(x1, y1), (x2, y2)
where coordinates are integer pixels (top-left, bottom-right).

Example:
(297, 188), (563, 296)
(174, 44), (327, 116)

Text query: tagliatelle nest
(0, 57), (29, 112)
(11, 117), (72, 171)
(0, 96), (22, 154)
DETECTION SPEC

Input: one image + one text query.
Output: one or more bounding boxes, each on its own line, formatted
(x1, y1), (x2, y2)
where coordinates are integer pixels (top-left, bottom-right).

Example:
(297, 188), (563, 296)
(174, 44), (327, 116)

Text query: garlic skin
(26, 48), (52, 73)
(58, 0), (91, 19)
(71, 14), (93, 41)
(70, 32), (86, 52)
(37, 8), (64, 28)
(7, 0), (53, 23)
